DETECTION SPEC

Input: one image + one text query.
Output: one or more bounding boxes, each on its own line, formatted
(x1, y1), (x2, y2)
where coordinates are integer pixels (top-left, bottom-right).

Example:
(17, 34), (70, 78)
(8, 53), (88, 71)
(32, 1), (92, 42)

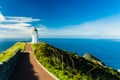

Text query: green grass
(0, 42), (26, 62)
(32, 42), (120, 80)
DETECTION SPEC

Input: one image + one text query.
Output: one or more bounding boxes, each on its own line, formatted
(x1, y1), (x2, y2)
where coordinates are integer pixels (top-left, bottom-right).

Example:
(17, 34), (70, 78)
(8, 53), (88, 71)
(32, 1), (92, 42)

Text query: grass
(0, 42), (26, 62)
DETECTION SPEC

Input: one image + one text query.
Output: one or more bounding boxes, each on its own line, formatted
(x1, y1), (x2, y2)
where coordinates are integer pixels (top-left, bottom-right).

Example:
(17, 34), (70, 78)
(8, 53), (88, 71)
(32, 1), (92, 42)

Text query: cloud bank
(39, 14), (120, 39)
(1, 11), (120, 39)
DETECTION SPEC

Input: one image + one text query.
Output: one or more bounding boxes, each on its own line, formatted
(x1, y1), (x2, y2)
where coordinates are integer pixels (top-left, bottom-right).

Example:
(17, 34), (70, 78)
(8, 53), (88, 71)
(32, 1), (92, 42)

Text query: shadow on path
(9, 52), (39, 80)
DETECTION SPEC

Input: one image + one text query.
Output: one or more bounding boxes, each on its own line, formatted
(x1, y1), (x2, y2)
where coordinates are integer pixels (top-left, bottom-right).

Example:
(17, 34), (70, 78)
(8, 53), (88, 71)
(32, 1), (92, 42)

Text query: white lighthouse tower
(32, 27), (38, 44)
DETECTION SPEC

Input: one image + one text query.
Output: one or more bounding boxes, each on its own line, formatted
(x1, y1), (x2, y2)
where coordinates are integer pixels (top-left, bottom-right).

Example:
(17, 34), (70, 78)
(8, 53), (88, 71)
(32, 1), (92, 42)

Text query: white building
(32, 27), (38, 44)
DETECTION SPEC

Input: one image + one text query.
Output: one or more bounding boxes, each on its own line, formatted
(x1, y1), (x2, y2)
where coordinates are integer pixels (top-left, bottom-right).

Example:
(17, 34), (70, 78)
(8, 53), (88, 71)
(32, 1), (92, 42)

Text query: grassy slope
(32, 42), (120, 80)
(0, 42), (26, 62)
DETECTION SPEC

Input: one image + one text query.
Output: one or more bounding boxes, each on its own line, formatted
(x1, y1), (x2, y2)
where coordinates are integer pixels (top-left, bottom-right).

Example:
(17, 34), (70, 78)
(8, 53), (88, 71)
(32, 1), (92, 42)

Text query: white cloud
(0, 12), (5, 22)
(5, 16), (40, 22)
(0, 12), (40, 38)
(39, 13), (120, 39)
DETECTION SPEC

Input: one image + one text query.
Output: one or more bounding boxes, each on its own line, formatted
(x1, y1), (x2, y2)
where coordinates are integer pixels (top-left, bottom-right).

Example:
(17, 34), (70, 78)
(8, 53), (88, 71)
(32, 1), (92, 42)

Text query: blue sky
(1, 0), (120, 38)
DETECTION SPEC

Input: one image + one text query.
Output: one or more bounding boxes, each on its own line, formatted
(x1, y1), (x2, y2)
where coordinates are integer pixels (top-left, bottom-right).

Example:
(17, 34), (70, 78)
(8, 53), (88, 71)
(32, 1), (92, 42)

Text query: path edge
(30, 44), (60, 80)
(33, 54), (60, 80)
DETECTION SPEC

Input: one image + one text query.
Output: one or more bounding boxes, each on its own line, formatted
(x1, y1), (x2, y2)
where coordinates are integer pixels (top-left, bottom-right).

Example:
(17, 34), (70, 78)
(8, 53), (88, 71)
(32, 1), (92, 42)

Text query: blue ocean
(0, 38), (120, 70)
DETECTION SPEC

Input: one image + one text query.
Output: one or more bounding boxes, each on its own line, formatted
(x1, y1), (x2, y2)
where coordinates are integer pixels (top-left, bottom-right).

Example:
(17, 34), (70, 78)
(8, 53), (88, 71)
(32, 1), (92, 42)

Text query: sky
(1, 0), (120, 38)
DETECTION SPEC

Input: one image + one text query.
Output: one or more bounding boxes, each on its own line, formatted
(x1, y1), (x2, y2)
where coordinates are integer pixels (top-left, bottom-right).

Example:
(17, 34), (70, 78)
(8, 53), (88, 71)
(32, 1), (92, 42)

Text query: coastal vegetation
(0, 42), (25, 62)
(32, 42), (120, 80)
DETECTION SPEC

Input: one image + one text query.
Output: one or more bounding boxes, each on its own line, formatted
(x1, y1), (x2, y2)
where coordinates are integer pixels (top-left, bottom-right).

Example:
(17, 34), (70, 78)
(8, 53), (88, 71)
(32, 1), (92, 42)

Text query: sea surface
(0, 38), (120, 70)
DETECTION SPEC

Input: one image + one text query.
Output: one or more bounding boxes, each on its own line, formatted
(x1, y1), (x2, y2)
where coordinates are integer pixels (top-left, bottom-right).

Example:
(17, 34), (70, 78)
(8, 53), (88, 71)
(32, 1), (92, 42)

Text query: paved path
(9, 43), (55, 80)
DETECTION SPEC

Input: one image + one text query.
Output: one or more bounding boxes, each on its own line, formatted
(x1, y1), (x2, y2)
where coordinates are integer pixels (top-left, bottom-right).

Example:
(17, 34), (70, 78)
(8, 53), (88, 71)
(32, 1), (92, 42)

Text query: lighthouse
(32, 27), (38, 44)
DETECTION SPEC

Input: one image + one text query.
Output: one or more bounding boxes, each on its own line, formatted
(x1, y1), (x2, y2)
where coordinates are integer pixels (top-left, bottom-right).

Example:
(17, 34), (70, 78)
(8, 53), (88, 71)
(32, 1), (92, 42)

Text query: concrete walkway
(9, 43), (56, 80)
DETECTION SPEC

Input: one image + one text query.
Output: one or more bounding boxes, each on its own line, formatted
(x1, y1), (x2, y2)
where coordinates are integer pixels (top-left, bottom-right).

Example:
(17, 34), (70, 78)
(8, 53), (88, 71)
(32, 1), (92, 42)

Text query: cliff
(32, 42), (120, 80)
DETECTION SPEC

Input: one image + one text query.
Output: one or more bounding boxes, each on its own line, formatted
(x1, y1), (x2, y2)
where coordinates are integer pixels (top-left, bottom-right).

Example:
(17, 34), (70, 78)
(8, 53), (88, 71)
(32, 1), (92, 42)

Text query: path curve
(9, 43), (56, 80)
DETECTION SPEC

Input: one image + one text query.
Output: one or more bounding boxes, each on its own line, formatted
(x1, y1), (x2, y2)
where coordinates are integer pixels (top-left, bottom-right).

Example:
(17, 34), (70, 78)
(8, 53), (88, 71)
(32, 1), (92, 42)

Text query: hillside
(32, 42), (120, 80)
(0, 42), (25, 62)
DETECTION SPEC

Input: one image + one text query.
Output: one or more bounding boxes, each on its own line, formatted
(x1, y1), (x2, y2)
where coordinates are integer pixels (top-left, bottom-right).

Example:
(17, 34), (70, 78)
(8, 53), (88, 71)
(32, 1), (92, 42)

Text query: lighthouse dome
(33, 27), (38, 31)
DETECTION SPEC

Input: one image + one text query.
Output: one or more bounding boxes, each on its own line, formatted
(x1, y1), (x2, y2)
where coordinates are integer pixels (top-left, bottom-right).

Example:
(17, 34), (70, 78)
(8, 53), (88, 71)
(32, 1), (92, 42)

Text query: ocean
(0, 38), (120, 70)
